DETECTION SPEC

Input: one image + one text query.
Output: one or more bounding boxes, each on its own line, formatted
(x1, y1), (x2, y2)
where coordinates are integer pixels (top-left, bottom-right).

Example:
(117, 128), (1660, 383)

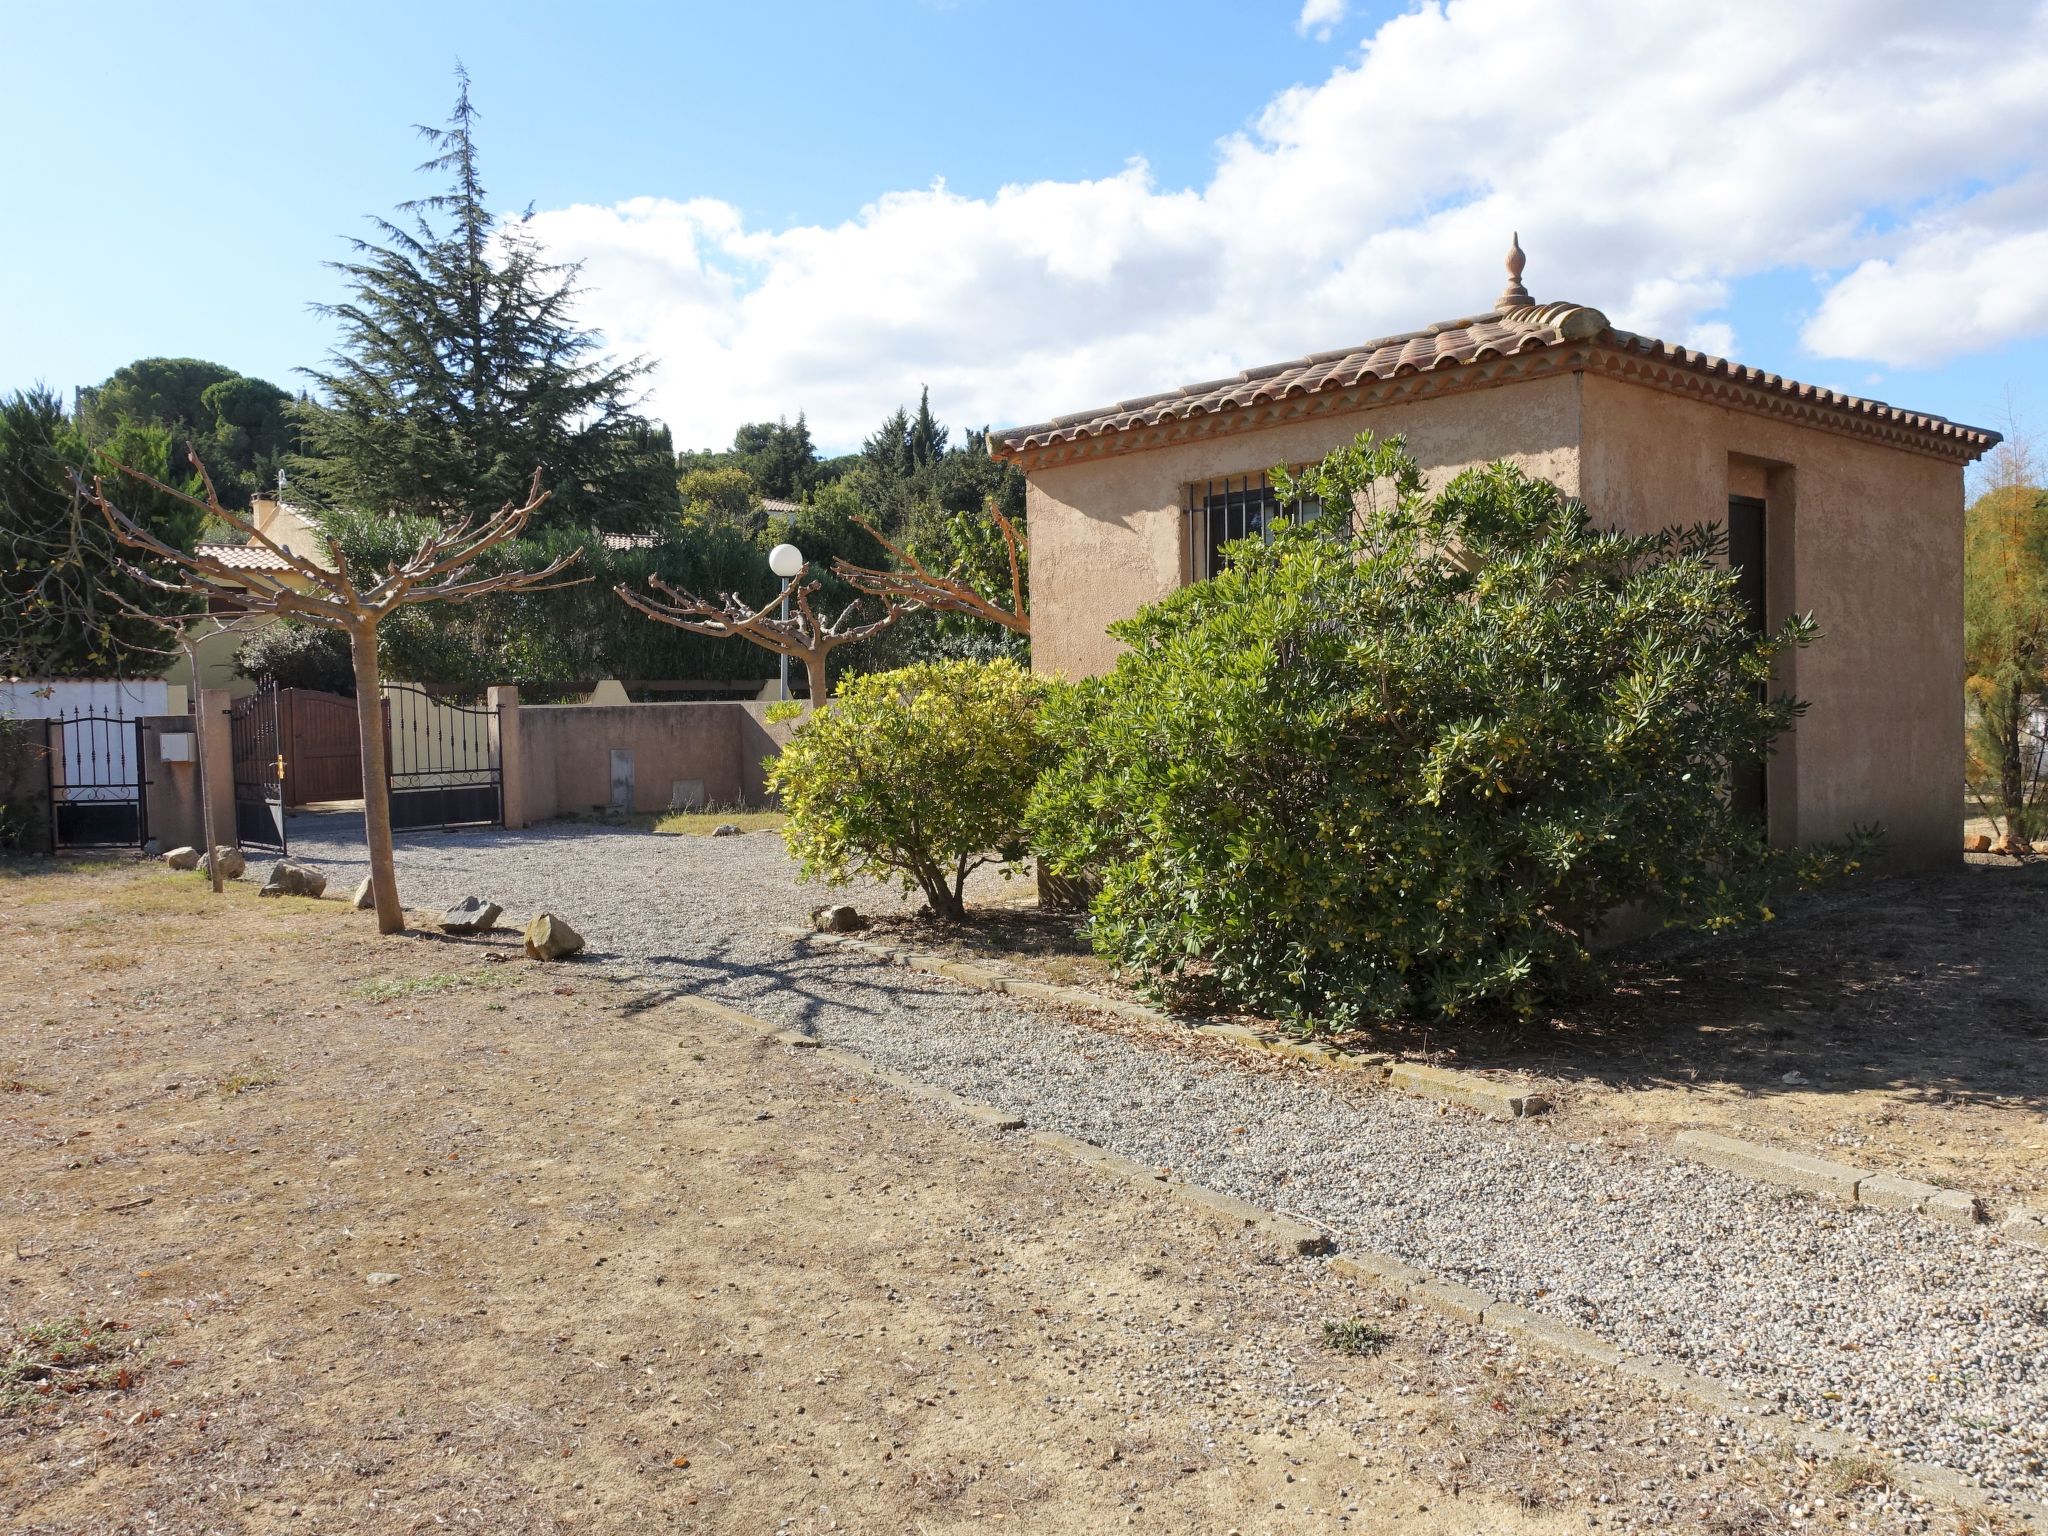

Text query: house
(990, 240), (1999, 867)
(164, 495), (330, 696)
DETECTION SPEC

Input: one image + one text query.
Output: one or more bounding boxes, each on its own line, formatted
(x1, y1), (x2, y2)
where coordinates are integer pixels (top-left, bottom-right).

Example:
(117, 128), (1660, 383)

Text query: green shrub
(768, 658), (1054, 919)
(1029, 433), (1867, 1028)
(234, 621), (355, 693)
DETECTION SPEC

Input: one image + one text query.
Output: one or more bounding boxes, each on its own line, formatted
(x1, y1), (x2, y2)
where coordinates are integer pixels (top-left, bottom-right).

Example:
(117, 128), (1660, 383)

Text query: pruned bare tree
(82, 455), (585, 933)
(616, 566), (904, 705)
(832, 502), (1029, 635)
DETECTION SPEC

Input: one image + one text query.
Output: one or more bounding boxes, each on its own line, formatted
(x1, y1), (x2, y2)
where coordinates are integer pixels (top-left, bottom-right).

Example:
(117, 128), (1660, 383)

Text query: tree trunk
(805, 653), (829, 708)
(194, 682), (224, 895)
(348, 622), (405, 934)
(1998, 685), (2031, 847)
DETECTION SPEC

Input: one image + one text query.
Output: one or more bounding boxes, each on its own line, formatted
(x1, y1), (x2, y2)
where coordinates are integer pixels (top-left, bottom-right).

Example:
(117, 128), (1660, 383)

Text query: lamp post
(768, 542), (804, 700)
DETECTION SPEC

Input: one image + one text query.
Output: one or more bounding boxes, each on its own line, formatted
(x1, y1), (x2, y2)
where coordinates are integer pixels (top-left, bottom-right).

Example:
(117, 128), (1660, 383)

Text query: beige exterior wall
(1576, 374), (1965, 866)
(1026, 373), (1585, 679)
(1020, 366), (1969, 869)
(511, 701), (794, 824)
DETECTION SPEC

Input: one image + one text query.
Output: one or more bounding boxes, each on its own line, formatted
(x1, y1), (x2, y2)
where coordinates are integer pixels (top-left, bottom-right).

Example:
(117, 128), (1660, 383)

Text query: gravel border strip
(803, 928), (2048, 1243)
(1675, 1129), (2048, 1245)
(653, 983), (2044, 1528)
(791, 928), (1550, 1119)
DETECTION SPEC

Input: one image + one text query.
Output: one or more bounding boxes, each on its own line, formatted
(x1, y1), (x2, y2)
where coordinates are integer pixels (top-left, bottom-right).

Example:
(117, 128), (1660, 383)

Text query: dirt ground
(0, 861), (2018, 1534)
(878, 860), (2048, 1212)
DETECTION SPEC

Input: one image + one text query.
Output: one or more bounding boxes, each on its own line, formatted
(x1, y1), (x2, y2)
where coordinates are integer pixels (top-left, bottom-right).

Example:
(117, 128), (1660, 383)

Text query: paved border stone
(1410, 1278), (1493, 1325)
(1674, 1129), (1863, 1201)
(1484, 1302), (1626, 1367)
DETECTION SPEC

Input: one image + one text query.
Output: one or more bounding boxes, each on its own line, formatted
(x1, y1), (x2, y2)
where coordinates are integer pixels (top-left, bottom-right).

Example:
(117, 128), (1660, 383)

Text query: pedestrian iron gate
(229, 683), (288, 853)
(45, 712), (148, 852)
(384, 685), (502, 832)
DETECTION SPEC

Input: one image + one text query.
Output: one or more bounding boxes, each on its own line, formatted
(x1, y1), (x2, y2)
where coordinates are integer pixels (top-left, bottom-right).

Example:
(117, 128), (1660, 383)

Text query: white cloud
(1297, 0), (1350, 41)
(1802, 175), (2048, 366)
(526, 0), (2048, 450)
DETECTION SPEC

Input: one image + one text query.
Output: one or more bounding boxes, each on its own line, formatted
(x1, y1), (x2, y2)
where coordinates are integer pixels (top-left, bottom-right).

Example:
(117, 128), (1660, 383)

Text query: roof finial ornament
(1496, 231), (1531, 312)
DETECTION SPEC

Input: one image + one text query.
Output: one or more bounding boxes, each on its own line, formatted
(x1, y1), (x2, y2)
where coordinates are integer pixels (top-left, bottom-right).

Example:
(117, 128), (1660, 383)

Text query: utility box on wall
(608, 748), (634, 809)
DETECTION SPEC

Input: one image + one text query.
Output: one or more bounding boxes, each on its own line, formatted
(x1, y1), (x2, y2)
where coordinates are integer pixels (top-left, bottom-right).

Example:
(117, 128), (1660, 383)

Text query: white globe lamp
(767, 544), (804, 699)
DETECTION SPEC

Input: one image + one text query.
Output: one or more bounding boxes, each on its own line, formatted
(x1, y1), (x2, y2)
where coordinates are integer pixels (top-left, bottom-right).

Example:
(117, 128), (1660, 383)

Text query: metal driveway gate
(230, 683), (287, 853)
(384, 685), (502, 832)
(45, 712), (147, 852)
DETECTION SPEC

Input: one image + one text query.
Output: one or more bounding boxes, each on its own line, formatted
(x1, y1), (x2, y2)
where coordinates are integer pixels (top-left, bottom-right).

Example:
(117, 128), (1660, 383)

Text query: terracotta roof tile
(195, 541), (292, 572)
(991, 296), (1997, 461)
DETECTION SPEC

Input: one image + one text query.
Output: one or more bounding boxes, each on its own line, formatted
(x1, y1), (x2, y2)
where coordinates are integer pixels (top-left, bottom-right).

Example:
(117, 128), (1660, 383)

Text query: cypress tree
(294, 67), (674, 533)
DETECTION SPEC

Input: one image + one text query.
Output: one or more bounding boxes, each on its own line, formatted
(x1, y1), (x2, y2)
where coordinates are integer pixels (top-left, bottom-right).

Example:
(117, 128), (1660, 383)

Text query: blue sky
(3, 0), (2043, 458)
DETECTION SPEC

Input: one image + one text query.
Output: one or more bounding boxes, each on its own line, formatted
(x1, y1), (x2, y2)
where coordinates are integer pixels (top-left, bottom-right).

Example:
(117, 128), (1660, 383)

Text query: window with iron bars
(1182, 471), (1325, 584)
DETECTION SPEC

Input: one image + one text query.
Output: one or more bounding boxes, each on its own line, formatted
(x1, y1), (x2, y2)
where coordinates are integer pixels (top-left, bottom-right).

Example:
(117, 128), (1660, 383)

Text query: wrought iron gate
(384, 685), (502, 832)
(45, 713), (148, 852)
(230, 683), (287, 853)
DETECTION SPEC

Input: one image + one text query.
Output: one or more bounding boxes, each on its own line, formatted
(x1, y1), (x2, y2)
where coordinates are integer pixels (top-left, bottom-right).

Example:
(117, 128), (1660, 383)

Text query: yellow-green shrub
(768, 658), (1054, 919)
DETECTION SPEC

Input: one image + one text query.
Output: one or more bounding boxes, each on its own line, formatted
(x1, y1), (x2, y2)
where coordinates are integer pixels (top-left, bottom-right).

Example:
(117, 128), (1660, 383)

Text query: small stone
(365, 1272), (401, 1287)
(1780, 1070), (1809, 1086)
(258, 860), (327, 899)
(350, 877), (375, 911)
(811, 904), (863, 933)
(163, 846), (200, 870)
(438, 895), (502, 934)
(523, 912), (584, 961)
(711, 823), (743, 837)
(201, 846), (245, 880)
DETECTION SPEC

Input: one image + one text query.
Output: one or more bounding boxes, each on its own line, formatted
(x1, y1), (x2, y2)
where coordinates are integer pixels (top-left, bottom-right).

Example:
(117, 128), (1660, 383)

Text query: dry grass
(0, 860), (2014, 1536)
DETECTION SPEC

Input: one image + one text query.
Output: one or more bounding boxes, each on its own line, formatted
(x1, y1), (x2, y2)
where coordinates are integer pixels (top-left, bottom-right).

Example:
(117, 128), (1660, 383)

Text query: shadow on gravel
(600, 934), (967, 1036)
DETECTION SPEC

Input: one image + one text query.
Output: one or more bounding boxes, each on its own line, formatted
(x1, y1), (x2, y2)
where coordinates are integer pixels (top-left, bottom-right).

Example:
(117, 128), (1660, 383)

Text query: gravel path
(287, 814), (2048, 1505)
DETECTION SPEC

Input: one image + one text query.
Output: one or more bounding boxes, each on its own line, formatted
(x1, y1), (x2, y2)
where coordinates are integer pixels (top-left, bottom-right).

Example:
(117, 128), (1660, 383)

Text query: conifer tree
(908, 386), (948, 469)
(294, 67), (673, 532)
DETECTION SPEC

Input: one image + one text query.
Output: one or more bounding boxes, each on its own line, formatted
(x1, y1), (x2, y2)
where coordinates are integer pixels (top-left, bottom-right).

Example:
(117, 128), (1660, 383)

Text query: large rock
(811, 904), (863, 933)
(201, 846), (245, 880)
(1964, 833), (1993, 853)
(438, 896), (502, 934)
(350, 877), (375, 911)
(258, 861), (328, 899)
(523, 912), (585, 961)
(163, 846), (200, 871)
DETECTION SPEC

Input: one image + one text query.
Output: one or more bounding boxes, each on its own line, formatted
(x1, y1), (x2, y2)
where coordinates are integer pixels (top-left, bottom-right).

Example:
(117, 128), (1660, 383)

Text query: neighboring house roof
(195, 541), (294, 572)
(603, 499), (805, 553)
(991, 240), (2000, 467)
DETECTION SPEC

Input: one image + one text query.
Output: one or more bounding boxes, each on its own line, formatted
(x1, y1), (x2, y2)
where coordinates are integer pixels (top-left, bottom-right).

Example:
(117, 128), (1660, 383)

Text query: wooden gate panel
(280, 689), (362, 806)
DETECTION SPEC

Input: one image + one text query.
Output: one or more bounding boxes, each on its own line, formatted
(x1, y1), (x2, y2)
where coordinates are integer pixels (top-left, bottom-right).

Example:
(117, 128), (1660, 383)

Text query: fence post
(198, 689), (236, 852)
(490, 685), (525, 829)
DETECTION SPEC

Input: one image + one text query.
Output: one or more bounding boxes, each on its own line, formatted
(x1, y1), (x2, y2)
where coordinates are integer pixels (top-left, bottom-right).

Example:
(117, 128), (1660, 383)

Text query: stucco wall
(512, 701), (794, 823)
(1576, 373), (1965, 866)
(1025, 373), (1585, 679)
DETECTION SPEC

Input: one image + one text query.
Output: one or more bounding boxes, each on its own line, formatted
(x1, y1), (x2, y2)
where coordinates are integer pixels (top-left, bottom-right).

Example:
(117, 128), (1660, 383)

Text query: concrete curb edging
(787, 928), (1551, 1121)
(1671, 1130), (2034, 1242)
(667, 986), (2039, 1527)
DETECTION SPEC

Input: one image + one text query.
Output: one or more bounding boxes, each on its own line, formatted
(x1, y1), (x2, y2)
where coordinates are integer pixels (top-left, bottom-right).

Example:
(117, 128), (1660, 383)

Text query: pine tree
(909, 385), (948, 468)
(294, 67), (673, 533)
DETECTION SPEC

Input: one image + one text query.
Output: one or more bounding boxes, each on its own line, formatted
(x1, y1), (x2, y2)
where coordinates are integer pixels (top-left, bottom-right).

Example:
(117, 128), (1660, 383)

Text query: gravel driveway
(286, 813), (2048, 1506)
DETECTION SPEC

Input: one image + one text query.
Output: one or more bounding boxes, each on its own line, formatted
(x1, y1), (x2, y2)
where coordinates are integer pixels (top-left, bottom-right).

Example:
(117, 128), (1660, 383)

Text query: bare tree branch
(616, 567), (904, 703)
(831, 500), (1029, 635)
(80, 453), (588, 934)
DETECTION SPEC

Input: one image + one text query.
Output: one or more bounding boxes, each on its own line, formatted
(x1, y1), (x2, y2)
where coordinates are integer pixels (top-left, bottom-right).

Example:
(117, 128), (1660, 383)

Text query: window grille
(1182, 471), (1323, 584)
